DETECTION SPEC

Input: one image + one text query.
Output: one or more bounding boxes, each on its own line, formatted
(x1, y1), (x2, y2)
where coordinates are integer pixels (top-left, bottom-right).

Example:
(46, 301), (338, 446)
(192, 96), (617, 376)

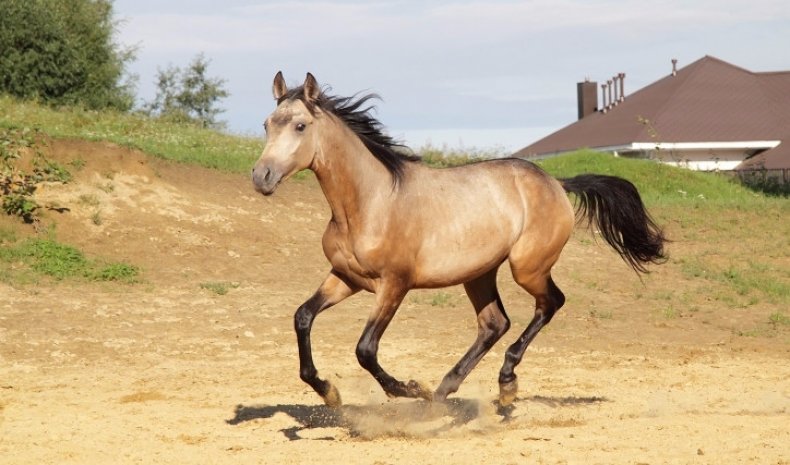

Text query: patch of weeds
(91, 263), (139, 282)
(408, 290), (460, 308)
(77, 193), (101, 208)
(721, 267), (751, 296)
(653, 290), (674, 301)
(97, 182), (114, 193)
(0, 237), (139, 283)
(18, 239), (88, 279)
(429, 290), (455, 307)
(735, 328), (763, 338)
(768, 312), (790, 327)
(713, 292), (741, 308)
(760, 281), (790, 303)
(589, 309), (613, 319)
(679, 257), (708, 279)
(662, 306), (679, 319)
(68, 158), (86, 171)
(199, 281), (239, 295)
(583, 280), (601, 291)
(102, 170), (116, 180)
(91, 211), (103, 226)
(39, 159), (72, 183)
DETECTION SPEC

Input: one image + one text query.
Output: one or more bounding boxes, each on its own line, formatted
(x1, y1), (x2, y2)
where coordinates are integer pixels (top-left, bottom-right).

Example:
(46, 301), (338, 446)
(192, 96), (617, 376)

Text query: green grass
(408, 290), (461, 308)
(199, 281), (239, 295)
(769, 312), (790, 326)
(537, 150), (771, 205)
(0, 95), (262, 174)
(0, 235), (139, 283)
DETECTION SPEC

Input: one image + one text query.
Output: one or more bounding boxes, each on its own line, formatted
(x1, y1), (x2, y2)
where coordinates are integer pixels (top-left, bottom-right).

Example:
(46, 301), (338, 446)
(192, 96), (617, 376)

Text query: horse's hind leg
(498, 272), (565, 406)
(434, 268), (510, 401)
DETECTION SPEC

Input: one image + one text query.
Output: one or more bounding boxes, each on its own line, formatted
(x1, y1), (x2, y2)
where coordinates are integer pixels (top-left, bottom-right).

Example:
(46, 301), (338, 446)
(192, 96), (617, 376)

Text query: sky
(113, 0), (790, 152)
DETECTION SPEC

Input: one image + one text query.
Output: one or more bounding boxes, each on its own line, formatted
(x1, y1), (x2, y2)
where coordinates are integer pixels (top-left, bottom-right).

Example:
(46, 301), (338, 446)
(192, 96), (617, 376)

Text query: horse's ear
(272, 71), (287, 100)
(303, 72), (320, 103)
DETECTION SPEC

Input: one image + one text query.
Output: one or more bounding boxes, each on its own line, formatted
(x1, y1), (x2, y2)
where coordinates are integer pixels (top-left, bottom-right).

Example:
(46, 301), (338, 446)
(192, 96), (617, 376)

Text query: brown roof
(737, 140), (790, 170)
(513, 56), (790, 169)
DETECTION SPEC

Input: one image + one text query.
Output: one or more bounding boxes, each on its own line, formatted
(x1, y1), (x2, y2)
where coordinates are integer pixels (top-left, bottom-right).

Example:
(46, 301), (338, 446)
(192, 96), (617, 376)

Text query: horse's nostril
(263, 169), (272, 183)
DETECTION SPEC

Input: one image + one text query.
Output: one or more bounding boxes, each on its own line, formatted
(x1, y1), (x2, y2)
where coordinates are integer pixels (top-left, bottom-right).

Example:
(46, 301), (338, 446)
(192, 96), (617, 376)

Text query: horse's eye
(263, 121), (269, 132)
(295, 123), (306, 132)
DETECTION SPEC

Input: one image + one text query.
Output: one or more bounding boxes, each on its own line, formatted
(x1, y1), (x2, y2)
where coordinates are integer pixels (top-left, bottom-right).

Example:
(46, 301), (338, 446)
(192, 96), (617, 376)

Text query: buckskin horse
(252, 72), (666, 408)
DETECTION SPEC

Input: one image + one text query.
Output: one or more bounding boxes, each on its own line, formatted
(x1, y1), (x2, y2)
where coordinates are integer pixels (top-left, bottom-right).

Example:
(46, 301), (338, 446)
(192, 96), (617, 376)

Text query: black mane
(278, 86), (420, 185)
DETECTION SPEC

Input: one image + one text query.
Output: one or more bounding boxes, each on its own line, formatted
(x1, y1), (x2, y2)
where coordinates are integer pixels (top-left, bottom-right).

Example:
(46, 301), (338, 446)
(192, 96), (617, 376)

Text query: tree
(144, 54), (229, 129)
(0, 0), (136, 110)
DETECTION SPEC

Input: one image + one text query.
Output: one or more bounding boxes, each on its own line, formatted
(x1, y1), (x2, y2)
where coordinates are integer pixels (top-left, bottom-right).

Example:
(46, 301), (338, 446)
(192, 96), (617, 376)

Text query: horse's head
(252, 72), (321, 196)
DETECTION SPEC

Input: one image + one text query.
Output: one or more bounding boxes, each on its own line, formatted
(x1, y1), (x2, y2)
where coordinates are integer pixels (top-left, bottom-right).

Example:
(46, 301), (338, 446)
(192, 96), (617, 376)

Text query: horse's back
(396, 159), (573, 287)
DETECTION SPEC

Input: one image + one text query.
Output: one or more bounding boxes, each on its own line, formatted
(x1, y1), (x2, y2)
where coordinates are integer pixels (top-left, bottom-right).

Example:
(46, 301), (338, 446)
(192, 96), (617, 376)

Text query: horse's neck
(312, 124), (393, 228)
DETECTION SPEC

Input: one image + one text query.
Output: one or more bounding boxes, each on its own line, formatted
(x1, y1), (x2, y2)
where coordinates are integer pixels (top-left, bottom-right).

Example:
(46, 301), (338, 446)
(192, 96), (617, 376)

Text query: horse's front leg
(295, 270), (358, 407)
(355, 283), (433, 401)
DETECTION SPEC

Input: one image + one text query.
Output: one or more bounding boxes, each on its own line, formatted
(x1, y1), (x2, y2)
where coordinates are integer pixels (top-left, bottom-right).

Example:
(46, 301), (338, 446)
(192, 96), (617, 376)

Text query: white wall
(622, 148), (750, 171)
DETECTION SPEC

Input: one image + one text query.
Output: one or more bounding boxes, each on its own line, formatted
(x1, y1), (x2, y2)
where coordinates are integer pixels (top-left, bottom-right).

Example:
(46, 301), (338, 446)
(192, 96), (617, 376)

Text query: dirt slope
(1, 140), (787, 465)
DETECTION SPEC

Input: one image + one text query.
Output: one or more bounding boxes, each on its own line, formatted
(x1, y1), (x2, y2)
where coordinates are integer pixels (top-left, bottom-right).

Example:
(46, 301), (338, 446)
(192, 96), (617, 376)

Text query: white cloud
(119, 0), (790, 59)
(119, 2), (415, 54)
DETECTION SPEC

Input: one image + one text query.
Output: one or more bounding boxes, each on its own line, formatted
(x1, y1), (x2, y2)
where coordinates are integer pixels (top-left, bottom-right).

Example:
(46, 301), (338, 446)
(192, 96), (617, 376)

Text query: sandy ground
(1, 140), (788, 464)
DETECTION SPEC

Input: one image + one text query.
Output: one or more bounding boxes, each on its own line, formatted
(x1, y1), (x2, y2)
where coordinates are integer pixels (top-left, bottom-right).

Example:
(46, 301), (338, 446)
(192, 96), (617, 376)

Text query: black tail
(560, 174), (667, 274)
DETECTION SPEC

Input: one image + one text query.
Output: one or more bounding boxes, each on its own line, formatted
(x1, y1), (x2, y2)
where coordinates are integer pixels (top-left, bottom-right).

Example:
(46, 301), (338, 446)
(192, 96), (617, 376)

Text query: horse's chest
(322, 223), (382, 283)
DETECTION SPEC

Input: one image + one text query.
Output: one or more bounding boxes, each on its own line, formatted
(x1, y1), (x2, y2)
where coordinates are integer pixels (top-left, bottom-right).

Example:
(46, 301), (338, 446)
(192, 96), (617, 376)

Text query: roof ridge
(631, 58), (705, 141)
(699, 55), (754, 74)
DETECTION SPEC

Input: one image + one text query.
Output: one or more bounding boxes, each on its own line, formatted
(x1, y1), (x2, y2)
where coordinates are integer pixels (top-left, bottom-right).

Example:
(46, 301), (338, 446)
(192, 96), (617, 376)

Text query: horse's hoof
(322, 382), (342, 408)
(498, 379), (518, 406)
(407, 380), (434, 401)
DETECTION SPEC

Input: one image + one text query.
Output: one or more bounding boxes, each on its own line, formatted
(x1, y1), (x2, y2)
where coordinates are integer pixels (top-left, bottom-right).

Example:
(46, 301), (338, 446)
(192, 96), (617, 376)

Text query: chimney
(577, 79), (598, 119)
(607, 79), (613, 110)
(612, 75), (619, 104)
(671, 58), (678, 76)
(601, 83), (608, 112)
(618, 72), (625, 101)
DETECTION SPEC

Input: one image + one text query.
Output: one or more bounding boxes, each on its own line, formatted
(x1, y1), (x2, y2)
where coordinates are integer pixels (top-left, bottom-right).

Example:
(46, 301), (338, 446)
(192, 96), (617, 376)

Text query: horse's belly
(412, 233), (511, 288)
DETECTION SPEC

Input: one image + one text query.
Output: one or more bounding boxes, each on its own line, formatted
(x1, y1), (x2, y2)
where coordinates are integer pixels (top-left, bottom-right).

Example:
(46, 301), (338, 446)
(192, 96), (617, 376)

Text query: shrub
(0, 0), (136, 110)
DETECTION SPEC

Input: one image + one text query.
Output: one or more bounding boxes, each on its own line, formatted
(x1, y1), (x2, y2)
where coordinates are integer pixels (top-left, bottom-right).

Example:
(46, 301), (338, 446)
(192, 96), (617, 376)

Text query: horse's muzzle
(252, 165), (281, 196)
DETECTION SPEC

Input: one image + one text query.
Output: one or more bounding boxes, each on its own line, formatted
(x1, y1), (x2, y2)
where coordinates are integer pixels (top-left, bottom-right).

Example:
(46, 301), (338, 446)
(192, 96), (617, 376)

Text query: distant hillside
(0, 95), (261, 173)
(537, 150), (768, 205)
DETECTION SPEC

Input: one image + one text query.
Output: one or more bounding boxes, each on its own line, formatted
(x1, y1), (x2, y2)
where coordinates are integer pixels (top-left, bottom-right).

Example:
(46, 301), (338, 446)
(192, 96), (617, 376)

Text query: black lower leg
(355, 289), (432, 400)
(295, 292), (334, 399)
(435, 297), (510, 400)
(498, 278), (564, 395)
(498, 311), (551, 385)
(356, 332), (432, 399)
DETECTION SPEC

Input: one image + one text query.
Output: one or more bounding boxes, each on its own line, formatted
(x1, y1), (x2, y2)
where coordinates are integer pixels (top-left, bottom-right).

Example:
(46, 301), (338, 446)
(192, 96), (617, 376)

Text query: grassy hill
(537, 150), (769, 205)
(0, 95), (262, 173)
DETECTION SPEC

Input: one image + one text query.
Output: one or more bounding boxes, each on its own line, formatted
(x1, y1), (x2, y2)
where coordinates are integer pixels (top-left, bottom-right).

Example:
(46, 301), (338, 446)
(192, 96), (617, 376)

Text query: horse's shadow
(226, 395), (608, 441)
(226, 403), (347, 440)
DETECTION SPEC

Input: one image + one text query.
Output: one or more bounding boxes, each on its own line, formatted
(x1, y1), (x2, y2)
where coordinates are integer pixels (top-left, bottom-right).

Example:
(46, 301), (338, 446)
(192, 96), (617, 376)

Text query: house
(512, 56), (790, 177)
